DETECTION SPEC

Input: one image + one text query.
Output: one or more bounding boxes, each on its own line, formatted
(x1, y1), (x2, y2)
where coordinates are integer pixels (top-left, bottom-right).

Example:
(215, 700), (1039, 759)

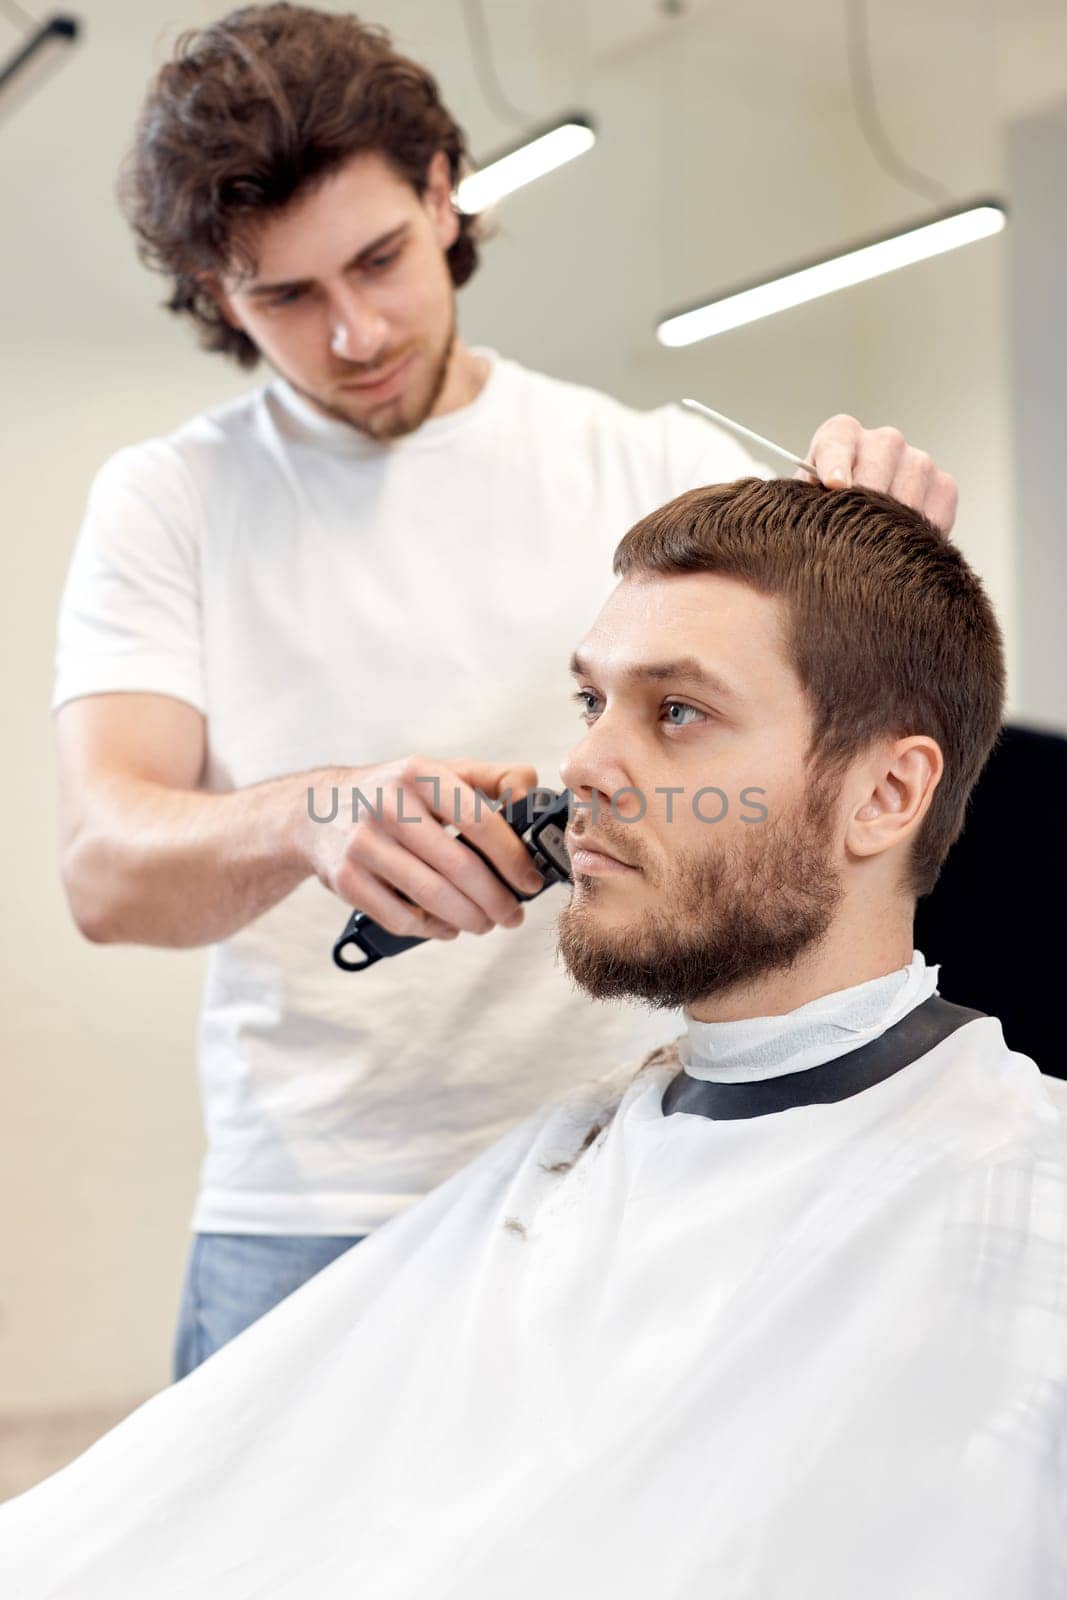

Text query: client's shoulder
(532, 1036), (686, 1169)
(566, 1035), (686, 1115)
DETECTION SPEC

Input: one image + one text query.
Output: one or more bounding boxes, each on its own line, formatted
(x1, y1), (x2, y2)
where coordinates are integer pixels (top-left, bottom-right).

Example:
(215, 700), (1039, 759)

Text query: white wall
(1008, 97), (1067, 731)
(1, 0), (1063, 1412)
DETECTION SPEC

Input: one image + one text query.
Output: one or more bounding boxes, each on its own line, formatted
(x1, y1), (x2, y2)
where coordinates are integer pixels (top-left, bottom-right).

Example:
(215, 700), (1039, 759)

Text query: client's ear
(846, 737), (943, 862)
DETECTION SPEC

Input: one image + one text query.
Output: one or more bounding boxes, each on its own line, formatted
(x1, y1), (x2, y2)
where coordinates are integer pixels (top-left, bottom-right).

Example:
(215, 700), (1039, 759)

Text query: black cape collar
(661, 994), (987, 1122)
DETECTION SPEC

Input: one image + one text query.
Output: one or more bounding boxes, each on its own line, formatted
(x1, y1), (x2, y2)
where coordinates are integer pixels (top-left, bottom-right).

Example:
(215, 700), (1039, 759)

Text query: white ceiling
(538, 0), (1067, 121)
(3, 0), (1066, 143)
(581, 0), (1067, 111)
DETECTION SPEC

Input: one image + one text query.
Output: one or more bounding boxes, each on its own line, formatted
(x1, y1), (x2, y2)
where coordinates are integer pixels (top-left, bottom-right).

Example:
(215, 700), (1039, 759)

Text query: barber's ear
(424, 148), (460, 251)
(845, 737), (943, 862)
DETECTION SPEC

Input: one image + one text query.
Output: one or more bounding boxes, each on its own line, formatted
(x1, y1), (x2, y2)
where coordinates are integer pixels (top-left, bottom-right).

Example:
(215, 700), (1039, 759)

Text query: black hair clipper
(332, 787), (573, 972)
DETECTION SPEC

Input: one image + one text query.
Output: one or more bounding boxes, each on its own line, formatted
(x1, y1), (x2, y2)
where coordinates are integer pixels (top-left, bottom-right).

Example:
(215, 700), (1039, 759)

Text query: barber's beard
(355, 311), (456, 442)
(556, 779), (844, 1013)
(286, 310), (457, 442)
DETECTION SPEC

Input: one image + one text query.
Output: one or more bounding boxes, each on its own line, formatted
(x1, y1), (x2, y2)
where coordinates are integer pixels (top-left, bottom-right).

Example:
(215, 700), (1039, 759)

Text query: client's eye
(662, 701), (707, 727)
(572, 689), (601, 720)
(572, 691), (707, 730)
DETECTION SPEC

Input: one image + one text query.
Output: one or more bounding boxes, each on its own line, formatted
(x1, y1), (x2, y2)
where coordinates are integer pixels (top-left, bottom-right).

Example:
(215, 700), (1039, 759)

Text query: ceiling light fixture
(657, 201), (1006, 347)
(0, 10), (79, 109)
(456, 115), (596, 213)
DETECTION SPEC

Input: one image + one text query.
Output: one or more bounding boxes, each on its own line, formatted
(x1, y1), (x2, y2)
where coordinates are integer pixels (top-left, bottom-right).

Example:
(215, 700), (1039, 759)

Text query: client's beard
(556, 777), (844, 1012)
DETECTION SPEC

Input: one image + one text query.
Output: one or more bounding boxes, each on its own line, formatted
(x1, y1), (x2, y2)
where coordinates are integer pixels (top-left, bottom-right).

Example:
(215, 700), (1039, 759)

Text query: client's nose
(560, 730), (635, 826)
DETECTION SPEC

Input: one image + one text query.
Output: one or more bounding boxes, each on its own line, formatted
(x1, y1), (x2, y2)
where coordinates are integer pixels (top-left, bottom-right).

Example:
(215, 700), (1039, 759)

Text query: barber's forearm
(62, 768), (331, 948)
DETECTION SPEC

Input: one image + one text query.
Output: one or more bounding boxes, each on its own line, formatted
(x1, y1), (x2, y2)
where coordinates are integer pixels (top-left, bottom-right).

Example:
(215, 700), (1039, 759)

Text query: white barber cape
(3, 953), (1066, 1599)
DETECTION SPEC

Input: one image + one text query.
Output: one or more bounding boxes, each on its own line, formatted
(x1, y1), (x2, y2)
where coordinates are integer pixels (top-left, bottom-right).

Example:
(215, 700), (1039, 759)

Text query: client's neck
(686, 914), (914, 1024)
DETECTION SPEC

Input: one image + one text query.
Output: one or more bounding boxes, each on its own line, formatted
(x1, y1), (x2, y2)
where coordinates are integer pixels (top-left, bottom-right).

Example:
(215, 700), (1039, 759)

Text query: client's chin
(557, 872), (842, 1013)
(556, 900), (739, 1012)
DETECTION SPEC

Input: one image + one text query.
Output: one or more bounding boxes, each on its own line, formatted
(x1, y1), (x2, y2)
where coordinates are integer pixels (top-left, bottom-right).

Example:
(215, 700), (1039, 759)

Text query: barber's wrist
(282, 767), (332, 874)
(286, 765), (367, 875)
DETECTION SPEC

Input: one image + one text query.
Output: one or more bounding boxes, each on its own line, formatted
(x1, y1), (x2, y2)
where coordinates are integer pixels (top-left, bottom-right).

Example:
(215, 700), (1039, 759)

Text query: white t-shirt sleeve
(51, 441), (206, 715)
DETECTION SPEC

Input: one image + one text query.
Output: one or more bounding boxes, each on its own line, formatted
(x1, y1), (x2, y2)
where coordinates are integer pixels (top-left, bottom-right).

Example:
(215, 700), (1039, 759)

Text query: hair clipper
(332, 787), (573, 971)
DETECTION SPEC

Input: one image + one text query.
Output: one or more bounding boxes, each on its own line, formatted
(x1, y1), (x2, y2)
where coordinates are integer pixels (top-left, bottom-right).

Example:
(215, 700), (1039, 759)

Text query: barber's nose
(328, 291), (389, 363)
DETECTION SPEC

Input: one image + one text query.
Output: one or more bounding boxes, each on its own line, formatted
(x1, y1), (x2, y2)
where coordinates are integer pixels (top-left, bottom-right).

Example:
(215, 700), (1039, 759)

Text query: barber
(53, 4), (959, 1379)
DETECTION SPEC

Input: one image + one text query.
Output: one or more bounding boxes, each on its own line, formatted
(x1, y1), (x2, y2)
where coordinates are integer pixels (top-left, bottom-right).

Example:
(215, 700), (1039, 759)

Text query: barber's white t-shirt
(52, 349), (764, 1234)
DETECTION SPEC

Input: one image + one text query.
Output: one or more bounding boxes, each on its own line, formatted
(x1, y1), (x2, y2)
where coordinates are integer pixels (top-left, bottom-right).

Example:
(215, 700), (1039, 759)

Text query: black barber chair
(914, 722), (1066, 1081)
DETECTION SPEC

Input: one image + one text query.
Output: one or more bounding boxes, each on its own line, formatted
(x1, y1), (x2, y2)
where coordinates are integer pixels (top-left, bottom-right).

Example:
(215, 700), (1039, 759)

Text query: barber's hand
(300, 755), (544, 942)
(796, 415), (958, 537)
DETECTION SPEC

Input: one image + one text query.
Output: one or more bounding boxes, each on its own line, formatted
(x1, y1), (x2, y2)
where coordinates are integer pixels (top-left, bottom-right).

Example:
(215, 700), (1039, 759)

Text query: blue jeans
(172, 1231), (365, 1382)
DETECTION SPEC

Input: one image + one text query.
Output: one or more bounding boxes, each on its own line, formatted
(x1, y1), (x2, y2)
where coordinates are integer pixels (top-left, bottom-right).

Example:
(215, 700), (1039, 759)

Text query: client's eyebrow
(568, 651), (744, 705)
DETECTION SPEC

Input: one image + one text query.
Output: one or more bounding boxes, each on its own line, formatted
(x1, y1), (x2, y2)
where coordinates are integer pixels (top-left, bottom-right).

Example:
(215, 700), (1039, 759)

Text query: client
(2, 478), (1064, 1599)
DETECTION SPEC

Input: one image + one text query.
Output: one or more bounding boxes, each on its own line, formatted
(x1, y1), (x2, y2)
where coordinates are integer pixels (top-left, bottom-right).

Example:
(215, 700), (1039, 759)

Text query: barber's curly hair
(118, 4), (482, 368)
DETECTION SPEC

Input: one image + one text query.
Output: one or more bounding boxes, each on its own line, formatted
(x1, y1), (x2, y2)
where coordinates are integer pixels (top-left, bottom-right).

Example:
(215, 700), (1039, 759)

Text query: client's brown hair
(118, 3), (482, 368)
(613, 479), (1005, 898)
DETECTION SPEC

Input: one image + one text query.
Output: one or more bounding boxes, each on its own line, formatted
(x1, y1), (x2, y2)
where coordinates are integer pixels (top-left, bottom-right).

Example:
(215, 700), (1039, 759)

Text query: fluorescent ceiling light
(0, 15), (79, 106)
(456, 115), (596, 213)
(656, 200), (1007, 348)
